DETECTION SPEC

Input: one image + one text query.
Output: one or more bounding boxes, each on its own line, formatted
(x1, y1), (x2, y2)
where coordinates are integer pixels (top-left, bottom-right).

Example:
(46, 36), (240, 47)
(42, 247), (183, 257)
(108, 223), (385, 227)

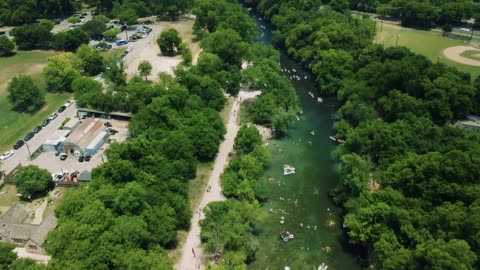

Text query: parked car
(33, 125), (42, 133)
(78, 155), (85, 162)
(58, 105), (67, 113)
(13, 140), (24, 150)
(0, 150), (14, 160)
(116, 39), (128, 46)
(24, 132), (34, 141)
(42, 118), (50, 127)
(85, 155), (92, 162)
(104, 121), (112, 127)
(64, 100), (73, 107)
(49, 112), (58, 120)
(59, 153), (68, 160)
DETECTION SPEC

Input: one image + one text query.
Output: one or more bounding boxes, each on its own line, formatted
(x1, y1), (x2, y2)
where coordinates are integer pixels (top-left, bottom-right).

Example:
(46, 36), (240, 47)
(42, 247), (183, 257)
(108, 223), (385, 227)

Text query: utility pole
(470, 25), (474, 41)
(372, 19), (377, 40)
(25, 141), (32, 159)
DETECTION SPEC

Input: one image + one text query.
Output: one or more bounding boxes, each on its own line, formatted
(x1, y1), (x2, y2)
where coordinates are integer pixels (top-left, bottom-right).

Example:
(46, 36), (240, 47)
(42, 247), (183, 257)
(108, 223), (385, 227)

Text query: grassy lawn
(375, 22), (480, 78)
(460, 49), (480, 61)
(0, 50), (72, 152)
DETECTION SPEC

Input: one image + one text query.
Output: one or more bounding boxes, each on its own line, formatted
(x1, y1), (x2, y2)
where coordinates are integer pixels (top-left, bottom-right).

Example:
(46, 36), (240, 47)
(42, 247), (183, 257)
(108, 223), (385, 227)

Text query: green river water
(248, 12), (362, 270)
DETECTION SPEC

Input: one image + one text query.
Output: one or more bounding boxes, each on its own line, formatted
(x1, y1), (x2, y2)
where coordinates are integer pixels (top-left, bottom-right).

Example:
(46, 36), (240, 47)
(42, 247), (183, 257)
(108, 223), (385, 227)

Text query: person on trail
(192, 248), (196, 257)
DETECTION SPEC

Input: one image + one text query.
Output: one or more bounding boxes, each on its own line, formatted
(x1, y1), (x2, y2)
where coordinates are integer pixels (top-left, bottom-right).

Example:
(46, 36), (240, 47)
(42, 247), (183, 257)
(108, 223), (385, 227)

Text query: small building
(79, 170), (92, 182)
(85, 131), (108, 155)
(77, 108), (132, 121)
(42, 130), (71, 152)
(25, 215), (58, 255)
(59, 118), (109, 155)
(0, 204), (57, 255)
(62, 118), (80, 131)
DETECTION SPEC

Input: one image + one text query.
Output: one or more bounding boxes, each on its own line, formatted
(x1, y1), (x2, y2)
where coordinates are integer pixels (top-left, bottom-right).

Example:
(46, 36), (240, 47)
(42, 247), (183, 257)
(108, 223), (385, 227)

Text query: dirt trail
(175, 90), (261, 270)
(443, 46), (480, 66)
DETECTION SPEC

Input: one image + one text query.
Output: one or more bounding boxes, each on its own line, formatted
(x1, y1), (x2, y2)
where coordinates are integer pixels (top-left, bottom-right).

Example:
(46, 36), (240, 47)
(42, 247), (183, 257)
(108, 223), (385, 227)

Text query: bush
(442, 24), (453, 32)
(0, 36), (14, 56)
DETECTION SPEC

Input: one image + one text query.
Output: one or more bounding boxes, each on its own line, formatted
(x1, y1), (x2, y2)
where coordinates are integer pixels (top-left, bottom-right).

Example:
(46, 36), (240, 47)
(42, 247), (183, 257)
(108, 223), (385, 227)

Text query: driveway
(1, 103), (77, 173)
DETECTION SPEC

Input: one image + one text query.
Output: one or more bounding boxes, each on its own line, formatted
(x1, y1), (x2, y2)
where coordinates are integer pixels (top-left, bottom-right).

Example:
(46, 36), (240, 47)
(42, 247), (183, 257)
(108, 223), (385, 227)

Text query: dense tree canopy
(0, 0), (77, 25)
(250, 0), (480, 268)
(43, 52), (80, 92)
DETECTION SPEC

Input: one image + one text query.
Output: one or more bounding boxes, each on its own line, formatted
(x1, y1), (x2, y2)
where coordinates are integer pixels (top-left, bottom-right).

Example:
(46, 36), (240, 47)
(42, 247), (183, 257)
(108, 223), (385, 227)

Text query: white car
(49, 112), (58, 120)
(64, 100), (73, 107)
(0, 150), (14, 160)
(460, 27), (471, 32)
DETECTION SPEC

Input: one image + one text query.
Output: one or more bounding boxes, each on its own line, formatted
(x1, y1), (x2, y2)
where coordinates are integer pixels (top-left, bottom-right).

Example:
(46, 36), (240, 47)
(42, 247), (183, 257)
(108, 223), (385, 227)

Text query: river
(248, 12), (362, 270)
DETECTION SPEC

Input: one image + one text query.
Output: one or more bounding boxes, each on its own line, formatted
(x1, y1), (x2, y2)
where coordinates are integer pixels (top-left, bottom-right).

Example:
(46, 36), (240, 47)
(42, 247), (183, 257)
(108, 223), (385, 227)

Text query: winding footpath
(175, 90), (261, 270)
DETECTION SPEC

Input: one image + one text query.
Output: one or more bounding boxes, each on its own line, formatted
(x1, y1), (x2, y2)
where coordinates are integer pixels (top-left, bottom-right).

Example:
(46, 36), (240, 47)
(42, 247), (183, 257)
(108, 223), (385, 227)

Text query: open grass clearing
(375, 21), (480, 78)
(460, 49), (480, 61)
(0, 50), (73, 152)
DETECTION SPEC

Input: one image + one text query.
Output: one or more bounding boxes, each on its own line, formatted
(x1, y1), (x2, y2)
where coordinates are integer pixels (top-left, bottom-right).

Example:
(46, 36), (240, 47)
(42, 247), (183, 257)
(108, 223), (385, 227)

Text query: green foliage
(180, 43), (192, 66)
(53, 29), (89, 52)
(0, 0), (76, 26)
(7, 75), (45, 113)
(67, 16), (80, 24)
(157, 28), (182, 56)
(43, 52), (80, 92)
(234, 125), (262, 155)
(442, 24), (453, 33)
(137, 60), (152, 80)
(9, 258), (46, 270)
(117, 8), (138, 25)
(202, 28), (249, 67)
(0, 243), (16, 269)
(76, 44), (105, 76)
(0, 36), (15, 56)
(10, 24), (52, 50)
(81, 19), (107, 36)
(14, 165), (51, 198)
(103, 28), (121, 41)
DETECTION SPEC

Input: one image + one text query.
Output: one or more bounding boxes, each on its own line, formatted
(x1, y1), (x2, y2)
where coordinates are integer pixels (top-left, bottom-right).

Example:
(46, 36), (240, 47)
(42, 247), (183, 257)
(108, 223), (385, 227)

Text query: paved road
(2, 103), (77, 173)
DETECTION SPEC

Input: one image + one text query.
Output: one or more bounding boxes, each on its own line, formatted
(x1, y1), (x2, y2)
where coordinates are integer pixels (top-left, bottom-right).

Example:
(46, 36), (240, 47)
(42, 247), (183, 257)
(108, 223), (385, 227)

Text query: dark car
(13, 140), (24, 150)
(24, 132), (34, 141)
(58, 105), (66, 113)
(78, 155), (85, 162)
(85, 155), (92, 162)
(33, 125), (42, 133)
(42, 119), (50, 127)
(59, 153), (68, 160)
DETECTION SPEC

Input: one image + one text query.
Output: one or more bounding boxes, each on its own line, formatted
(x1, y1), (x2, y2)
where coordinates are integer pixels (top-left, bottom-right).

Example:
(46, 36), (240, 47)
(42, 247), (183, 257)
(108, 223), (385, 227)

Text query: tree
(77, 44), (105, 76)
(7, 75), (45, 113)
(202, 28), (249, 67)
(0, 36), (15, 56)
(60, 29), (90, 52)
(157, 29), (182, 56)
(180, 43), (192, 65)
(103, 28), (121, 41)
(234, 125), (262, 155)
(81, 20), (107, 36)
(14, 165), (52, 198)
(0, 243), (16, 269)
(442, 24), (453, 33)
(10, 24), (52, 50)
(9, 258), (46, 270)
(138, 60), (152, 81)
(43, 52), (80, 92)
(118, 9), (138, 25)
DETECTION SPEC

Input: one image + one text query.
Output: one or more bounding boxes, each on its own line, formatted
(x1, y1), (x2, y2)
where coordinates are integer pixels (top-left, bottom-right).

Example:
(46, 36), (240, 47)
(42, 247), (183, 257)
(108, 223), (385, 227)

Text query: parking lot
(1, 102), (130, 177)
